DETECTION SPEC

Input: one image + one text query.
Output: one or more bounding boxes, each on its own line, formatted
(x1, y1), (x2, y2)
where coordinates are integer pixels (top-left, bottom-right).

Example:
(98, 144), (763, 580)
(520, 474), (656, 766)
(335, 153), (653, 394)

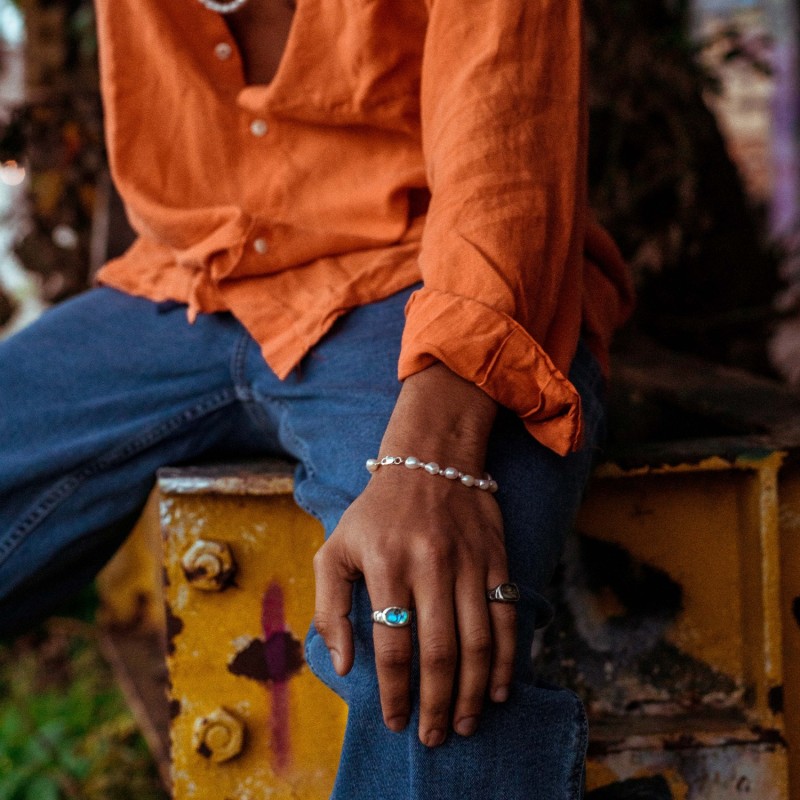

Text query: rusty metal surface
(97, 491), (166, 632)
(98, 629), (172, 790)
(97, 343), (800, 799)
(159, 470), (347, 800)
(157, 461), (295, 497)
(557, 450), (791, 797)
(778, 470), (800, 800)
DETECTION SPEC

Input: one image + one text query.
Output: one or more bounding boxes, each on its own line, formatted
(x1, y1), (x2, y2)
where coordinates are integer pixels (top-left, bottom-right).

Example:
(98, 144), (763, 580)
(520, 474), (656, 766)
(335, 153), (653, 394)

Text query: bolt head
(192, 707), (246, 763)
(181, 539), (237, 591)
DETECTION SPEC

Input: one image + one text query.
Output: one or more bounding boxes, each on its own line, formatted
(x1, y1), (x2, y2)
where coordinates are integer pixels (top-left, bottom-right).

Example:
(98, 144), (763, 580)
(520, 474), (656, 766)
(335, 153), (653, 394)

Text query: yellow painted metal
(99, 445), (800, 798)
(578, 453), (785, 719)
(160, 468), (347, 800)
(97, 490), (165, 633)
(778, 468), (800, 800)
(578, 451), (791, 797)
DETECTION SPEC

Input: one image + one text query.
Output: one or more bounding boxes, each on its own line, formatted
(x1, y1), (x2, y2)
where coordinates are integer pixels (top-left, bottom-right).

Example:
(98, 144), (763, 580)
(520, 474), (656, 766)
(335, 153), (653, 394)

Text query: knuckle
(422, 640), (456, 671)
(363, 551), (396, 581)
(413, 538), (455, 569)
(461, 631), (492, 660)
(376, 644), (412, 671)
(312, 546), (330, 575)
(312, 611), (336, 638)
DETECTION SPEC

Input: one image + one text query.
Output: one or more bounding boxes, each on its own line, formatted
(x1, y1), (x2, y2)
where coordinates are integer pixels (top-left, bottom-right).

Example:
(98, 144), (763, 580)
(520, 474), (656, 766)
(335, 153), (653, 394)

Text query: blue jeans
(0, 286), (605, 799)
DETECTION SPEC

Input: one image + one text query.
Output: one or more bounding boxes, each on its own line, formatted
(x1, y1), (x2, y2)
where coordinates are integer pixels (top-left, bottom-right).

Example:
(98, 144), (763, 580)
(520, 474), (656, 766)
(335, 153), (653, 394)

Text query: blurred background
(0, 0), (798, 797)
(0, 0), (795, 371)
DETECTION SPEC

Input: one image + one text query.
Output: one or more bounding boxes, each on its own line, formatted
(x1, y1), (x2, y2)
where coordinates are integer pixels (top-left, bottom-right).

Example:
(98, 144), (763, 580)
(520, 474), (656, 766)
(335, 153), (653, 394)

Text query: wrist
(379, 362), (497, 474)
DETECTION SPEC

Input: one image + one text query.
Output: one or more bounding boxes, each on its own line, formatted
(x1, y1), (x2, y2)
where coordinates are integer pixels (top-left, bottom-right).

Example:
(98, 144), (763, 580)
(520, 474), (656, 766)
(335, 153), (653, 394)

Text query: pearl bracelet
(366, 455), (499, 493)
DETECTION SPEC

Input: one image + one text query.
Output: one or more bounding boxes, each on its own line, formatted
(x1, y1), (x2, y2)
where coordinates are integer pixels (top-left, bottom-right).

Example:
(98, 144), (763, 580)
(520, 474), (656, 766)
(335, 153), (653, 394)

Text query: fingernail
(422, 729), (445, 748)
(386, 716), (408, 733)
(330, 649), (343, 673)
(455, 717), (478, 737)
(492, 686), (509, 703)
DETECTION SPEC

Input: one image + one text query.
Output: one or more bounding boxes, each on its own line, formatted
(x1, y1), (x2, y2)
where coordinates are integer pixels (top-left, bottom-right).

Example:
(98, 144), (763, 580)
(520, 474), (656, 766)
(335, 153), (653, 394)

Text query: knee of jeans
(305, 619), (382, 706)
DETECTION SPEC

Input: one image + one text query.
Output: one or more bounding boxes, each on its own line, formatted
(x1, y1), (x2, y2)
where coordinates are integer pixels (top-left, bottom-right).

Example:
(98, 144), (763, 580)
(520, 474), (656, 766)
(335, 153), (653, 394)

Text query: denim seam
(255, 392), (320, 520)
(567, 692), (589, 800)
(0, 387), (238, 564)
(230, 328), (254, 402)
(232, 332), (282, 436)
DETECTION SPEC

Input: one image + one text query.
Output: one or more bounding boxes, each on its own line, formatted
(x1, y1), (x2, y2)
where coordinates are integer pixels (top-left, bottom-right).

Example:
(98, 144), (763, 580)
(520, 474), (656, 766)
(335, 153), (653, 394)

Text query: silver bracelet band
(366, 455), (498, 493)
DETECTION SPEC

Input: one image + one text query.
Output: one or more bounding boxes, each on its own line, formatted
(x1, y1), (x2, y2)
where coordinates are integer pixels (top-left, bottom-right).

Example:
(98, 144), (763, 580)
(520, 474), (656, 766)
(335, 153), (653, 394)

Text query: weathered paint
(576, 450), (791, 797)
(778, 468), (800, 800)
(98, 490), (165, 632)
(159, 461), (347, 800)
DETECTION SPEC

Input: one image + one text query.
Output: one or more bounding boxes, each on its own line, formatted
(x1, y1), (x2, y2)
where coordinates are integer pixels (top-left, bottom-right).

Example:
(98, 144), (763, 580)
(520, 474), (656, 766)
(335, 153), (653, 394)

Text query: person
(0, 0), (634, 796)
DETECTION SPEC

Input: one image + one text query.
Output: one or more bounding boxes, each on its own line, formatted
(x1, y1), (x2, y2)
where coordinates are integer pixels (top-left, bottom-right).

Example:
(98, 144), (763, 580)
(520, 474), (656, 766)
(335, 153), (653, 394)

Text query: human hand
(313, 363), (517, 747)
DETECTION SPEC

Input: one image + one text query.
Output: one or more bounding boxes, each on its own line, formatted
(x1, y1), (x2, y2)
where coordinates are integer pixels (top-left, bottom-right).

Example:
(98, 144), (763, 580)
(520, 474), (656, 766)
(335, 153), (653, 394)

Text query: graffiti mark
(263, 583), (292, 772)
(165, 603), (184, 656)
(228, 634), (303, 683)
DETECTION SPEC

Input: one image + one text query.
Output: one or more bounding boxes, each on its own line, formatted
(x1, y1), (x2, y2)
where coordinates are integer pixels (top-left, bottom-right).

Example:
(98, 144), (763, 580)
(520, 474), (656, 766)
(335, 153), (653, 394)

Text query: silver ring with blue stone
(486, 583), (521, 603)
(372, 606), (412, 627)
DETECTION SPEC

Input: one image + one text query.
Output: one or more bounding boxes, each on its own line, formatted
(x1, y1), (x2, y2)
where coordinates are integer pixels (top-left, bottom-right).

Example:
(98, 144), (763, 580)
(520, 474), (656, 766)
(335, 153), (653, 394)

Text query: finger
(313, 542), (357, 676)
(414, 572), (457, 748)
(368, 579), (414, 733)
(451, 571), (492, 737)
(486, 570), (517, 703)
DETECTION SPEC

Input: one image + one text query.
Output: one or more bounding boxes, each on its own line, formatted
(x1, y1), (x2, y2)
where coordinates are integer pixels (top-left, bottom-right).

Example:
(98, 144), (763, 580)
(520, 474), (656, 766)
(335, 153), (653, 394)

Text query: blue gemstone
(385, 608), (409, 626)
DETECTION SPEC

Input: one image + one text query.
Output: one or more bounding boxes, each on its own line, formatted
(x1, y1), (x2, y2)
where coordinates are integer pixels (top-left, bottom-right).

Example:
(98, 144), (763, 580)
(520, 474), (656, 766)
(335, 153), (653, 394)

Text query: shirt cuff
(398, 287), (583, 456)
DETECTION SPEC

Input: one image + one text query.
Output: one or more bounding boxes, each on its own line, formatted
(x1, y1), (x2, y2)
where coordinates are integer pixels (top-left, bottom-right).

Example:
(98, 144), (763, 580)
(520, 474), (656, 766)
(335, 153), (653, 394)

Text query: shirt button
(250, 119), (269, 137)
(253, 237), (269, 254)
(214, 42), (233, 60)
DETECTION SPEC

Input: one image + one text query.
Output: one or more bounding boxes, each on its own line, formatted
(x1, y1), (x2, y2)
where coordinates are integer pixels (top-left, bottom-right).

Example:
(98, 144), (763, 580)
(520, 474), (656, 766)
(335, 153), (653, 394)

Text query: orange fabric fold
(93, 0), (633, 455)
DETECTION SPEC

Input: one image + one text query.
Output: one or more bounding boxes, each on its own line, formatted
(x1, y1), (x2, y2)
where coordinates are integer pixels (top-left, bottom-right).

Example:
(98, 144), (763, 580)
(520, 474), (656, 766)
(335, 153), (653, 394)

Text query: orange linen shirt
(94, 0), (634, 456)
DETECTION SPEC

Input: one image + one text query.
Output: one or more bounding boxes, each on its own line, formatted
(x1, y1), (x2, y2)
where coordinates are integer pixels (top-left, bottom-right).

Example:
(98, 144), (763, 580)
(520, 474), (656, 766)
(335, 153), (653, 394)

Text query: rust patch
(229, 639), (271, 682)
(182, 564), (237, 591)
(228, 634), (304, 683)
(749, 726), (787, 747)
(165, 603), (184, 656)
(580, 535), (682, 618)
(768, 685), (784, 714)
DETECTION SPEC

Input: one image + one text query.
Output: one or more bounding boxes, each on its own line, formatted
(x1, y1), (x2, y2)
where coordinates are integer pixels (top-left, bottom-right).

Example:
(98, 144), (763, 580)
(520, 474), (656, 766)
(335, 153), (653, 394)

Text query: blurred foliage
(0, 616), (167, 800)
(0, 0), (101, 304)
(585, 0), (779, 369)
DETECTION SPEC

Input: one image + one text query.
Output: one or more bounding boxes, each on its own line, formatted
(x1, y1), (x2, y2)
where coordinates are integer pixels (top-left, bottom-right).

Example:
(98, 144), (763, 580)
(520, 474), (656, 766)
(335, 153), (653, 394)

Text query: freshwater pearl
(364, 456), (499, 493)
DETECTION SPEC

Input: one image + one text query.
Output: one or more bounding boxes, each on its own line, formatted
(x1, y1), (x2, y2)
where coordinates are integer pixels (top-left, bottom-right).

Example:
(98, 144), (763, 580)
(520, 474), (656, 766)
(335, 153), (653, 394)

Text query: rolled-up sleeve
(398, 0), (588, 456)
